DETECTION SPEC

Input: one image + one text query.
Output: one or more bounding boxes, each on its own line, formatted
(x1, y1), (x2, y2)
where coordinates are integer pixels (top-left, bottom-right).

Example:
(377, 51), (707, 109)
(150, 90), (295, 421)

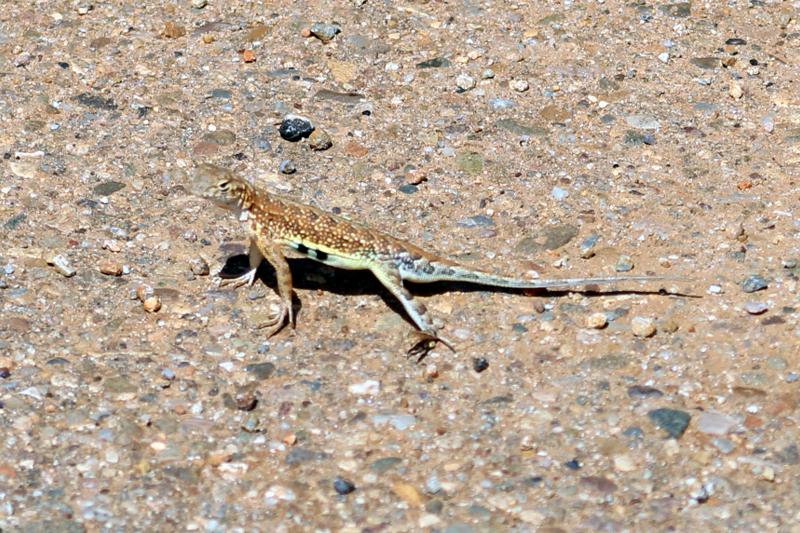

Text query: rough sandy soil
(1, 1), (799, 531)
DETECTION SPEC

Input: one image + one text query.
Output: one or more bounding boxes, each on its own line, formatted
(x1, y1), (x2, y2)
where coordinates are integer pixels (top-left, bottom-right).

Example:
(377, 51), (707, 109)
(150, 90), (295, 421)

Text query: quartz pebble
(510, 79), (529, 92)
(729, 82), (744, 100)
(744, 302), (768, 315)
(348, 380), (380, 395)
(631, 317), (656, 337)
(189, 256), (210, 276)
(586, 312), (607, 329)
(47, 254), (76, 277)
(456, 74), (476, 91)
(697, 411), (738, 435)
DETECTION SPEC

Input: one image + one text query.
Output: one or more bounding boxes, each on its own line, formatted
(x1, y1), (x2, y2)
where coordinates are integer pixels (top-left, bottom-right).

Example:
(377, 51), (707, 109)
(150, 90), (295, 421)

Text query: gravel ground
(2, 1), (799, 531)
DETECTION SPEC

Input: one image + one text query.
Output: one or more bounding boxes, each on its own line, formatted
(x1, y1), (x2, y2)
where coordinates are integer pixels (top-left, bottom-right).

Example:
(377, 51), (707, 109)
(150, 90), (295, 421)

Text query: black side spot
(314, 249), (329, 261)
(297, 244), (309, 255)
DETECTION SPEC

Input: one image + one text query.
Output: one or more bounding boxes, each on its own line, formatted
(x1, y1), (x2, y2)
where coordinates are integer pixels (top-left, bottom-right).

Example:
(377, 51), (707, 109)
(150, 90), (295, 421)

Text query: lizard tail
(424, 264), (674, 290)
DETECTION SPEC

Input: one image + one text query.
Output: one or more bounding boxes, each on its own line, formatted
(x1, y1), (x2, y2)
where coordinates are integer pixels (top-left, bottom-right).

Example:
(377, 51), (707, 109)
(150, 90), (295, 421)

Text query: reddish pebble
(99, 260), (122, 276)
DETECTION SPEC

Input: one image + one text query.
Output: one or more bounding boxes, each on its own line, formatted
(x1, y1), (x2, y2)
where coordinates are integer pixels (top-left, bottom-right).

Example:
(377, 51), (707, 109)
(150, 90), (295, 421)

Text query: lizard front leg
(219, 240), (263, 289)
(252, 238), (295, 337)
(369, 263), (455, 359)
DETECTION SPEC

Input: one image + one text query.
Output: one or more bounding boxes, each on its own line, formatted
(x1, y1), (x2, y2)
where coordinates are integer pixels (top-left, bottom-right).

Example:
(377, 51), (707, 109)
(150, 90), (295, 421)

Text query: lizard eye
(218, 180), (230, 190)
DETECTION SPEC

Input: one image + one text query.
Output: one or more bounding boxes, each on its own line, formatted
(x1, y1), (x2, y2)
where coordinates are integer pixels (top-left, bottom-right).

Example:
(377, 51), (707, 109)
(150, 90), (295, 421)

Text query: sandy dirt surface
(1, 1), (799, 531)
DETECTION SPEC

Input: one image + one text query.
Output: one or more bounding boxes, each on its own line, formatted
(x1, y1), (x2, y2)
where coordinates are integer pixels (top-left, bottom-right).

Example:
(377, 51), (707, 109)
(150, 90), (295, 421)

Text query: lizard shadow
(221, 255), (695, 329)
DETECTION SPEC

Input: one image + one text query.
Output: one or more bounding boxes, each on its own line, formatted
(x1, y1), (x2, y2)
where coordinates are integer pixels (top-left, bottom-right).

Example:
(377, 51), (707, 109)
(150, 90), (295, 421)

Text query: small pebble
(189, 256), (210, 276)
(310, 22), (341, 42)
(586, 313), (607, 329)
(551, 186), (568, 201)
(729, 82), (744, 100)
(191, 0), (207, 8)
(627, 385), (663, 399)
(658, 52), (669, 64)
(625, 114), (660, 130)
(472, 357), (489, 373)
(489, 98), (514, 110)
(143, 296), (161, 313)
(510, 79), (529, 92)
(348, 379), (380, 395)
(456, 74), (476, 91)
(613, 455), (636, 472)
(308, 129), (333, 151)
(99, 260), (123, 276)
(761, 114), (775, 133)
(708, 284), (723, 294)
(781, 258), (797, 269)
(481, 69), (495, 79)
(334, 477), (356, 495)
(712, 438), (735, 454)
(279, 160), (296, 174)
(279, 115), (314, 142)
(648, 408), (691, 438)
(47, 254), (76, 277)
(163, 21), (186, 39)
(615, 255), (634, 272)
(744, 302), (768, 315)
(741, 275), (768, 293)
(631, 316), (656, 337)
(14, 53), (32, 68)
(235, 391), (258, 411)
(697, 411), (738, 435)
(579, 234), (598, 259)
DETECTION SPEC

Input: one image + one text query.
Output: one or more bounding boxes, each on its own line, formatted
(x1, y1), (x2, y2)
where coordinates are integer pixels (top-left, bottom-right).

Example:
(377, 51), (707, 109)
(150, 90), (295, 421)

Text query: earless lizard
(190, 163), (675, 357)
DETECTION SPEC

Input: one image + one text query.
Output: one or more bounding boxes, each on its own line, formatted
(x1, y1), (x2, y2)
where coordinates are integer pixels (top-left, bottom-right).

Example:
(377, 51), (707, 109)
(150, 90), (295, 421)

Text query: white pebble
(510, 79), (529, 92)
(586, 313), (608, 329)
(348, 379), (380, 395)
(631, 316), (656, 337)
(456, 74), (476, 90)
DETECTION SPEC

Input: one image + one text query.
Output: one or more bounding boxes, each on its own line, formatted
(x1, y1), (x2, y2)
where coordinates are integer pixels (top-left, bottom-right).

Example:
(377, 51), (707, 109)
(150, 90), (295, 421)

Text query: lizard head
(190, 163), (253, 211)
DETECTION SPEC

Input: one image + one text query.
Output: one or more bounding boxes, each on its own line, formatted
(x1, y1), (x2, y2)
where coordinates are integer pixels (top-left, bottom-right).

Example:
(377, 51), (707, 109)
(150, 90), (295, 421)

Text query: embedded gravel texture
(2, 1), (800, 531)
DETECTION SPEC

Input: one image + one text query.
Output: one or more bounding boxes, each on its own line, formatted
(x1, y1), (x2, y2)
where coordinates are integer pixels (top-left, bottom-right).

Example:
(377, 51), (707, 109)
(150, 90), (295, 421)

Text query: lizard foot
(219, 268), (258, 290)
(255, 302), (290, 337)
(407, 330), (455, 362)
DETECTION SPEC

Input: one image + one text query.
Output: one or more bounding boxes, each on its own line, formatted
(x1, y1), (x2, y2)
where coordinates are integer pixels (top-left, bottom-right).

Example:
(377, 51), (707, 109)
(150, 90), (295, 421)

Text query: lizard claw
(407, 330), (455, 362)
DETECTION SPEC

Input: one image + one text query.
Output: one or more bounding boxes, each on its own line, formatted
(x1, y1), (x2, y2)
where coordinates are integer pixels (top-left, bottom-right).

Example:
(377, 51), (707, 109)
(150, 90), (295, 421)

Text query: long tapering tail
(422, 263), (675, 290)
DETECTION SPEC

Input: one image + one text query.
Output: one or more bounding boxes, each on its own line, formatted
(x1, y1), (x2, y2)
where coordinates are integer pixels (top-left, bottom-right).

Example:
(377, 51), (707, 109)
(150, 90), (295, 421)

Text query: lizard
(189, 163), (676, 358)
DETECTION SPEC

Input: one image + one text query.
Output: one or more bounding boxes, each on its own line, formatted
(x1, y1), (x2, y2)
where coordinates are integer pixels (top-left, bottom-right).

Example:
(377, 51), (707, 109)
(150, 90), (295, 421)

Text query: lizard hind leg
(370, 264), (455, 358)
